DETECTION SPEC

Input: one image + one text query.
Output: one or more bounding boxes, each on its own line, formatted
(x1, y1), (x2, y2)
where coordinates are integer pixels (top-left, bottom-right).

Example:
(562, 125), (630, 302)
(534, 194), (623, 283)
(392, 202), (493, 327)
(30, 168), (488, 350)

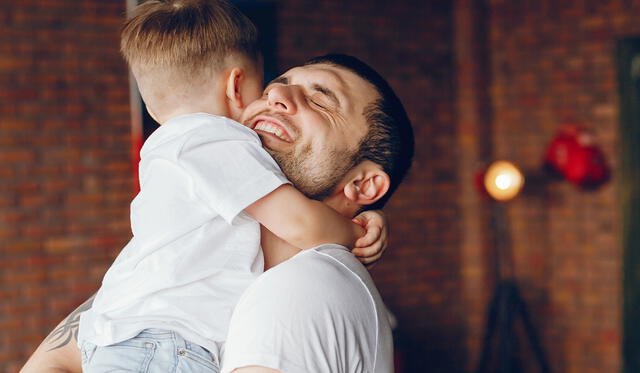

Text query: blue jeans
(81, 329), (219, 373)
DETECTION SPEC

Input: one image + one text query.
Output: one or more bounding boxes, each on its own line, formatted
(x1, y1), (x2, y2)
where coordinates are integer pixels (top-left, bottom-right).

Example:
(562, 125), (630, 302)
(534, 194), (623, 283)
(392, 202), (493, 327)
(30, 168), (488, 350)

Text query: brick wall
(455, 0), (640, 372)
(0, 0), (132, 371)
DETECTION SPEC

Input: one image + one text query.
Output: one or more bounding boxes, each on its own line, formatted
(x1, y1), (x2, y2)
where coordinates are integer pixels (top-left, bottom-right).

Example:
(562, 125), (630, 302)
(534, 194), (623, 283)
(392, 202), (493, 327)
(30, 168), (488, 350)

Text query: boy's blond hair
(121, 0), (259, 74)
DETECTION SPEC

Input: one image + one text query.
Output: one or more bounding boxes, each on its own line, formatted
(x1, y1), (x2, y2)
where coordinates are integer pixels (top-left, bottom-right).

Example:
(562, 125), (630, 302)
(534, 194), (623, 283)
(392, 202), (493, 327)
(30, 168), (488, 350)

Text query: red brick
(0, 150), (35, 163)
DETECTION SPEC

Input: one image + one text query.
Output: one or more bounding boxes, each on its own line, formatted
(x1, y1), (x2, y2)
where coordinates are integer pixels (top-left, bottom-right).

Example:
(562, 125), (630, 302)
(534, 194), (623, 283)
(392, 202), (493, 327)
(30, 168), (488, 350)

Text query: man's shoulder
(223, 245), (393, 373)
(260, 245), (374, 295)
(241, 244), (388, 331)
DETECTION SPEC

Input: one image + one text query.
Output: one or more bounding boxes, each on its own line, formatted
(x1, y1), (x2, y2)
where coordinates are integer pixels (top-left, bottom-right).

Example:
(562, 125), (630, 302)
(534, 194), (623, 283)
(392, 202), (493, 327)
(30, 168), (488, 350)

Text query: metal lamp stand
(475, 204), (552, 373)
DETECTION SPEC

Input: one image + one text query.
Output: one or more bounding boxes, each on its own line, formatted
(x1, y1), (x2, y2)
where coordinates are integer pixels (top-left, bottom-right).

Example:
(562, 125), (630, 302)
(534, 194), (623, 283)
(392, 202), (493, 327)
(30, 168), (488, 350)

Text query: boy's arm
(20, 296), (94, 373)
(245, 185), (364, 250)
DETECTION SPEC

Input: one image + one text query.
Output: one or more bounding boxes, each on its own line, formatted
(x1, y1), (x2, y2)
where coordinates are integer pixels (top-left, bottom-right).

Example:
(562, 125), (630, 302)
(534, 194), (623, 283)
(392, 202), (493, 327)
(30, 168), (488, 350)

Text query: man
(21, 53), (414, 373)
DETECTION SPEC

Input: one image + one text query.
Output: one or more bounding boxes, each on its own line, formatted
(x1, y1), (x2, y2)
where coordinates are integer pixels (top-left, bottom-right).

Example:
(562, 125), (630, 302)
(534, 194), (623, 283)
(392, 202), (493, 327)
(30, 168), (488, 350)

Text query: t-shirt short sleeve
(178, 124), (289, 224)
(221, 248), (379, 373)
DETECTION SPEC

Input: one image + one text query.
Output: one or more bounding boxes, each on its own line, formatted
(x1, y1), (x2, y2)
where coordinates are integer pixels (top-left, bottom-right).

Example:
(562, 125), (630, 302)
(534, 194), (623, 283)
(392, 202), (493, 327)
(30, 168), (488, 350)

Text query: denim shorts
(81, 329), (219, 373)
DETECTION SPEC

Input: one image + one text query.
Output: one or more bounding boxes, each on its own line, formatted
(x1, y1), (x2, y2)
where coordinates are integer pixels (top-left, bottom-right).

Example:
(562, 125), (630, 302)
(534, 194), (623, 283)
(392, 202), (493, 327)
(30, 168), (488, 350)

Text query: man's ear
(343, 161), (390, 207)
(225, 67), (245, 110)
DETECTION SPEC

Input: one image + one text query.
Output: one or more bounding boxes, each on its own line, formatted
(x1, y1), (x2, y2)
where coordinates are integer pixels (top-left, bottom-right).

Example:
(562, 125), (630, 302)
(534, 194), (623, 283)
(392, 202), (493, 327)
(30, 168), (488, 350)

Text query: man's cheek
(239, 101), (262, 125)
(244, 85), (263, 107)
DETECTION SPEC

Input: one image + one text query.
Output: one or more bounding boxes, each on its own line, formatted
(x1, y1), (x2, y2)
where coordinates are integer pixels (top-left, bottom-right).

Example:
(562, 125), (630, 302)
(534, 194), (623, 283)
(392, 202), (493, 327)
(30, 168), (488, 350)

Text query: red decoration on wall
(474, 167), (490, 198)
(543, 124), (610, 189)
(131, 132), (144, 195)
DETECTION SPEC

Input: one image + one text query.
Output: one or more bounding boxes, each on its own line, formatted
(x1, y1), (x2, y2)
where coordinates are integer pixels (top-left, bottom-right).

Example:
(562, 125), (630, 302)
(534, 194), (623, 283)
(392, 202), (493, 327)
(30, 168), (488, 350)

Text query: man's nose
(266, 85), (298, 114)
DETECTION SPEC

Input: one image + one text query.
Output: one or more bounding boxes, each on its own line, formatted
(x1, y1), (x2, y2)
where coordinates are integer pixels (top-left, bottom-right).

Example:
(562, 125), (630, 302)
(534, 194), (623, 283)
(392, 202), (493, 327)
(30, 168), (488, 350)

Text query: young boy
(77, 0), (387, 372)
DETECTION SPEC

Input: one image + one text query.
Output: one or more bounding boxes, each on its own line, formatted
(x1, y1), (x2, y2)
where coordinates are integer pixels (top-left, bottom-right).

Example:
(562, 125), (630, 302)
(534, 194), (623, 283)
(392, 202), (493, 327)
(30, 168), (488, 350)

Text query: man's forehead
(282, 64), (343, 84)
(277, 64), (377, 100)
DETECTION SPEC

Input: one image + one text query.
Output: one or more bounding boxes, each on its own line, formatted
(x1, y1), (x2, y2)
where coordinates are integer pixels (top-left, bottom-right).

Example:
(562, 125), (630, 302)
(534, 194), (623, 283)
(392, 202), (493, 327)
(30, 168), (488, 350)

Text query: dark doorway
(616, 37), (640, 373)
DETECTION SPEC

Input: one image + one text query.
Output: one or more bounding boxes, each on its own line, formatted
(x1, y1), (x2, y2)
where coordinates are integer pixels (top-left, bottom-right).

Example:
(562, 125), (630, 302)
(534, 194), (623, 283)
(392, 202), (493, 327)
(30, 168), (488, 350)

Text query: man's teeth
(255, 121), (288, 141)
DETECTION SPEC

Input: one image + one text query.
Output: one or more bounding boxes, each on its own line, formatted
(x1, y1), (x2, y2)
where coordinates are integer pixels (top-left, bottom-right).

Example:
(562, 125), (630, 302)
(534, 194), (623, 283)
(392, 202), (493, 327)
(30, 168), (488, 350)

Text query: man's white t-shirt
(221, 244), (394, 373)
(78, 113), (289, 356)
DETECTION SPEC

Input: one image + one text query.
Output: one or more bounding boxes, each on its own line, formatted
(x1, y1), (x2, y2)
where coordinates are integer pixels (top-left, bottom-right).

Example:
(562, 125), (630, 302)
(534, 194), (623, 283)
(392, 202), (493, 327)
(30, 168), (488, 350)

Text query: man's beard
(266, 143), (355, 201)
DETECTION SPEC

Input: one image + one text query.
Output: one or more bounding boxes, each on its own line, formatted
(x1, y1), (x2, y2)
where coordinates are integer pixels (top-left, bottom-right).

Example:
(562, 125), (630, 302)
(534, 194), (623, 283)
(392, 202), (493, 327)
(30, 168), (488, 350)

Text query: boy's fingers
(379, 236), (388, 253)
(352, 217), (366, 227)
(356, 226), (380, 248)
(353, 244), (373, 257)
(355, 239), (383, 258)
(353, 244), (375, 257)
(381, 225), (388, 241)
(357, 255), (373, 264)
(357, 250), (382, 265)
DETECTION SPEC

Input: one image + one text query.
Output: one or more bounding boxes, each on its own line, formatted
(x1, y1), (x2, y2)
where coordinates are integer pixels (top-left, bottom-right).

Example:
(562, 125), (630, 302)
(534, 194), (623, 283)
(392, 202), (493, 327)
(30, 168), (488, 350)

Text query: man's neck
(259, 194), (358, 270)
(260, 225), (301, 270)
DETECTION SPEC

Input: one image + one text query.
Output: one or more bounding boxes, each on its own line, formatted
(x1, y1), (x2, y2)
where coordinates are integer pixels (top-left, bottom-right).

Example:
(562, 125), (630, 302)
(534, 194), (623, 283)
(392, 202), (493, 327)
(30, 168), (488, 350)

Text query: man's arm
(20, 295), (94, 373)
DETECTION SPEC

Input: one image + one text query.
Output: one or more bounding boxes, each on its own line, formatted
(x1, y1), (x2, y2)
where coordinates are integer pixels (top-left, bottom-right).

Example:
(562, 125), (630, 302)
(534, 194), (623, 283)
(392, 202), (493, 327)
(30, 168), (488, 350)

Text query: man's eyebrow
(267, 76), (288, 85)
(312, 83), (340, 108)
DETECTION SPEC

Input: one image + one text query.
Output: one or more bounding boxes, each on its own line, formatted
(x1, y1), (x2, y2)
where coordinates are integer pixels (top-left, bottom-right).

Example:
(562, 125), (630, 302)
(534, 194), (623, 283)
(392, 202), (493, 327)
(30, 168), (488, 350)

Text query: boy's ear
(343, 161), (390, 207)
(225, 67), (245, 109)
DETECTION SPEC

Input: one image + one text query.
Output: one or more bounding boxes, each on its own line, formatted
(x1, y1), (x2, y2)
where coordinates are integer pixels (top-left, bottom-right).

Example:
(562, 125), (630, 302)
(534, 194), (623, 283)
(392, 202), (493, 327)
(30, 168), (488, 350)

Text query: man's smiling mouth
(251, 117), (294, 142)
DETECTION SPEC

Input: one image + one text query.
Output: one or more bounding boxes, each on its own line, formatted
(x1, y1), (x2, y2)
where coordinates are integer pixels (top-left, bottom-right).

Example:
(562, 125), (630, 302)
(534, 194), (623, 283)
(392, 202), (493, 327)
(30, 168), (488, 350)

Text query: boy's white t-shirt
(78, 113), (289, 355)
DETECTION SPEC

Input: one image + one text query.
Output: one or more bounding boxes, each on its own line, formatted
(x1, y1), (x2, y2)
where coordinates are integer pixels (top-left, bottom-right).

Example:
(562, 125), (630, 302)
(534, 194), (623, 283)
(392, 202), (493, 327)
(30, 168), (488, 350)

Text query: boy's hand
(351, 210), (388, 267)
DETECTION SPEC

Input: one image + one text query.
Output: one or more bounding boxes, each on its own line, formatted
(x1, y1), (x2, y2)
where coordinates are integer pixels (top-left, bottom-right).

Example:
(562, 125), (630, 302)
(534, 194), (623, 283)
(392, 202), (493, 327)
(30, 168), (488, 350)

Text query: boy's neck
(153, 100), (233, 125)
(135, 64), (237, 125)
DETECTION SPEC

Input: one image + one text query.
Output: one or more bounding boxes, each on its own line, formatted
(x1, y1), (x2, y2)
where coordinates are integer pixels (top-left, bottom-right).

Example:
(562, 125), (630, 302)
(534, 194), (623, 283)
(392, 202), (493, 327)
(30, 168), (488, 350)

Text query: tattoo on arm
(44, 295), (95, 351)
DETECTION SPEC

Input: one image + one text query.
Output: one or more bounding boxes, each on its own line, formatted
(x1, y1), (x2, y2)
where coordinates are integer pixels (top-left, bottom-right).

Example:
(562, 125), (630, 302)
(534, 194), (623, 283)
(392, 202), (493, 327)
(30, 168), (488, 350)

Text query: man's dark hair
(304, 54), (414, 210)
